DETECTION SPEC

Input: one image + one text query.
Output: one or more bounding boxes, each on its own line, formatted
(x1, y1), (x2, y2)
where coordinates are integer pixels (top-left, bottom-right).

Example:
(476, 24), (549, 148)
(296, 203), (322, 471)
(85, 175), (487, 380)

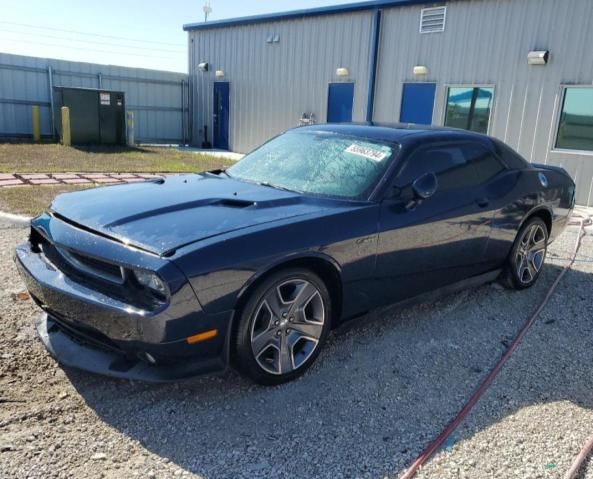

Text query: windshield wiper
(257, 181), (300, 194)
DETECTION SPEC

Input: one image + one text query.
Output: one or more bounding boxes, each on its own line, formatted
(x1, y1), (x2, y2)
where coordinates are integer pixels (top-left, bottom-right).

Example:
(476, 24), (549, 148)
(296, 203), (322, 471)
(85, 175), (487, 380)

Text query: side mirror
(412, 172), (438, 200)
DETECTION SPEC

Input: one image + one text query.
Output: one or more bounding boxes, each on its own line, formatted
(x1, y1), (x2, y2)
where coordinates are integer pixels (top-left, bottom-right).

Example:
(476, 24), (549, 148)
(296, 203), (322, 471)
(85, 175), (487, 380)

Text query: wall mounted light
(528, 50), (550, 65)
(198, 62), (209, 72)
(413, 65), (429, 76)
(215, 70), (225, 78)
(336, 67), (349, 77)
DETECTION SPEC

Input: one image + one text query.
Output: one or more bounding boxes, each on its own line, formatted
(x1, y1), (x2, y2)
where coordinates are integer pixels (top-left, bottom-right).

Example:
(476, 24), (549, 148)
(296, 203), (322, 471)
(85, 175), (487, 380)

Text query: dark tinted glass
(444, 87), (494, 134)
(397, 143), (505, 192)
(555, 88), (593, 151)
(491, 139), (528, 169)
(463, 144), (505, 184)
(396, 145), (475, 192)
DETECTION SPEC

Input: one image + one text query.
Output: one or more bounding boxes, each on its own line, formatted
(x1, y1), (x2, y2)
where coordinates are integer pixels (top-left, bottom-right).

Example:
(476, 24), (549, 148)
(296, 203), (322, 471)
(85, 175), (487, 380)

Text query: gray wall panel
(0, 52), (188, 143)
(189, 11), (373, 153)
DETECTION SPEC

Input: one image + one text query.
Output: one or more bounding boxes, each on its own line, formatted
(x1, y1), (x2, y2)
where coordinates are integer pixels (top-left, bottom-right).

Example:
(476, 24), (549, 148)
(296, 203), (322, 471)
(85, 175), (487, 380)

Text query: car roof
(293, 122), (494, 148)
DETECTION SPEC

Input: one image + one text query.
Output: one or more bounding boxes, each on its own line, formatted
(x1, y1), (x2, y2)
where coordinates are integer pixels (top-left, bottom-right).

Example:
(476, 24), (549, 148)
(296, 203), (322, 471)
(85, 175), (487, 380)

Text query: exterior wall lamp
(413, 65), (429, 76)
(527, 50), (550, 65)
(336, 67), (349, 77)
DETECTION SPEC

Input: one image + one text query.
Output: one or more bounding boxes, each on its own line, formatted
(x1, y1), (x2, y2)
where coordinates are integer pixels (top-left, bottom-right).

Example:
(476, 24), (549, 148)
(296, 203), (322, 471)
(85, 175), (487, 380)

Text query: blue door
(327, 83), (354, 123)
(400, 83), (436, 125)
(213, 82), (229, 149)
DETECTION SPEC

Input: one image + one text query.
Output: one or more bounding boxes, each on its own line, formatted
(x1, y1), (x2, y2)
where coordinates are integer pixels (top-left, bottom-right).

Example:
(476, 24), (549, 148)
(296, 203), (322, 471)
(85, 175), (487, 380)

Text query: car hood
(49, 173), (336, 256)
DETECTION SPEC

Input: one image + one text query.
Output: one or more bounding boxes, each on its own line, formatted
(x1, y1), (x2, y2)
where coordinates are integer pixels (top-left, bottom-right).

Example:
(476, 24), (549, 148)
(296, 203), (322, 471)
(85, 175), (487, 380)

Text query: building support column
(48, 65), (56, 139)
(365, 8), (382, 123)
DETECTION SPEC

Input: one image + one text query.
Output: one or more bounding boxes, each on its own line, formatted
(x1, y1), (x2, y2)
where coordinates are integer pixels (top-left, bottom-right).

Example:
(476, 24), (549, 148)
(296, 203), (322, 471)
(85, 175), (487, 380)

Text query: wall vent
(420, 6), (447, 34)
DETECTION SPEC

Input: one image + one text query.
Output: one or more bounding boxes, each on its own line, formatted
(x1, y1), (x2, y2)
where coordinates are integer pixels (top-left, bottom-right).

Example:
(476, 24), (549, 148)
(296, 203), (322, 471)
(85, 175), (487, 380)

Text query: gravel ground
(0, 214), (592, 479)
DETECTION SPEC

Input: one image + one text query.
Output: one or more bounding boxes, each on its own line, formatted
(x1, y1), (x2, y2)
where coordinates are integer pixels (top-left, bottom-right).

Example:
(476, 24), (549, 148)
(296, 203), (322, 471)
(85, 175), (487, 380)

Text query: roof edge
(183, 0), (439, 31)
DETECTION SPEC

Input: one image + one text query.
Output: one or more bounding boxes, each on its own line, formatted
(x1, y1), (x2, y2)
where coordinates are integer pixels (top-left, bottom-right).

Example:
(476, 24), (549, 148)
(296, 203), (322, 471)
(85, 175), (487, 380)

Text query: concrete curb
(0, 211), (32, 228)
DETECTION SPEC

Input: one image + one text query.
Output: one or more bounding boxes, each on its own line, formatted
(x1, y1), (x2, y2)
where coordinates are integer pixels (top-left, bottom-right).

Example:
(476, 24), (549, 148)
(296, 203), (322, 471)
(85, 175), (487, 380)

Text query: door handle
(475, 197), (489, 208)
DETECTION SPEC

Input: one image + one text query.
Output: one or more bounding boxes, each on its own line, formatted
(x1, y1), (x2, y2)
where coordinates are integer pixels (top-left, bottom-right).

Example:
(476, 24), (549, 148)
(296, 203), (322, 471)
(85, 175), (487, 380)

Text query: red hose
(399, 215), (589, 479)
(563, 434), (593, 479)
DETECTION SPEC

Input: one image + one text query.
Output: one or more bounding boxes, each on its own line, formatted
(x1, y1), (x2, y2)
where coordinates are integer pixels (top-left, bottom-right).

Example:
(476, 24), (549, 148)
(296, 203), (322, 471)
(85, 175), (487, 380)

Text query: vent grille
(420, 6), (447, 34)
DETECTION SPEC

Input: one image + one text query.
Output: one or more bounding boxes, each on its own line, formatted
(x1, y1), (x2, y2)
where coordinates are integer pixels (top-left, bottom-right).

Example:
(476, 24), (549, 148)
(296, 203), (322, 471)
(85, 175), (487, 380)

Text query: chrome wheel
(515, 223), (547, 284)
(250, 279), (325, 375)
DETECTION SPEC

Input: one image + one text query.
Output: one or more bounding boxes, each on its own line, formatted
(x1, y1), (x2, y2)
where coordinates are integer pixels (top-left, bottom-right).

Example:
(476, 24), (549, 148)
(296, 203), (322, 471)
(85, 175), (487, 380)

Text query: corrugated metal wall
(187, 0), (593, 205)
(0, 52), (189, 143)
(374, 0), (593, 206)
(189, 11), (373, 153)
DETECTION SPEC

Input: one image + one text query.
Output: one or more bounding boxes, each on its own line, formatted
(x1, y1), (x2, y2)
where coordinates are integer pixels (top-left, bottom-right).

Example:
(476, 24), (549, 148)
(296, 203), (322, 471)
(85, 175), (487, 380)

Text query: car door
(373, 141), (494, 305)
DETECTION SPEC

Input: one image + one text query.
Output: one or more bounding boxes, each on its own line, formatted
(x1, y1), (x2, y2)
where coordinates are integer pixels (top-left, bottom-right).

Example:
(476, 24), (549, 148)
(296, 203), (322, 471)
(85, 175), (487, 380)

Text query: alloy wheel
(515, 223), (547, 284)
(250, 279), (325, 375)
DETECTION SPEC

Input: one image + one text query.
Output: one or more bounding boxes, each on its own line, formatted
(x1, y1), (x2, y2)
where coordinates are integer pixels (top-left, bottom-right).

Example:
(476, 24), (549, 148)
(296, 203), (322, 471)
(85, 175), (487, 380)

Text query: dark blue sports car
(15, 124), (575, 385)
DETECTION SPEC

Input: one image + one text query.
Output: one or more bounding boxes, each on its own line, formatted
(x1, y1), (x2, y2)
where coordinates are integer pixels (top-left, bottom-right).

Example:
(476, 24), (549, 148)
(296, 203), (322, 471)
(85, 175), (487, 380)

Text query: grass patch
(0, 143), (234, 173)
(0, 185), (93, 216)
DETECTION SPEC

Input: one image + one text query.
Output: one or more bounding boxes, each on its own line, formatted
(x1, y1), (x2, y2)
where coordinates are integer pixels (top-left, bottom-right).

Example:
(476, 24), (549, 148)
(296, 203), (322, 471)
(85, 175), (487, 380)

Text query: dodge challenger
(15, 124), (575, 385)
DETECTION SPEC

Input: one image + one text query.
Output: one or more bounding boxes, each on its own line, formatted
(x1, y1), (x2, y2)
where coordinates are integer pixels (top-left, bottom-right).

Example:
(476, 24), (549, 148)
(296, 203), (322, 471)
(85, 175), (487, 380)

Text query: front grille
(55, 246), (125, 284)
(31, 225), (124, 286)
(29, 225), (163, 311)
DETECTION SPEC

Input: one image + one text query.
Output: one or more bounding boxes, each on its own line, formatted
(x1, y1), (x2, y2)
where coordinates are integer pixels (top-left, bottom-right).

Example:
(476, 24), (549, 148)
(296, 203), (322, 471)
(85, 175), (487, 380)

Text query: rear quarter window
(491, 139), (529, 169)
(463, 143), (506, 184)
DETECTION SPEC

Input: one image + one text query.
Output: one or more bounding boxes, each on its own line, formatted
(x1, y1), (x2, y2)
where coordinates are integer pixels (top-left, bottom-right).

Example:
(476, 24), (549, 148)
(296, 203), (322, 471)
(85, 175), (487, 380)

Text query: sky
(0, 0), (365, 73)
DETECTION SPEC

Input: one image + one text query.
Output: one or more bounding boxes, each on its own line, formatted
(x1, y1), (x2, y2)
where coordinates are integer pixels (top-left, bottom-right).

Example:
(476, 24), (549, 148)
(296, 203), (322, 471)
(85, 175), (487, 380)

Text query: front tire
(233, 268), (331, 385)
(501, 217), (548, 290)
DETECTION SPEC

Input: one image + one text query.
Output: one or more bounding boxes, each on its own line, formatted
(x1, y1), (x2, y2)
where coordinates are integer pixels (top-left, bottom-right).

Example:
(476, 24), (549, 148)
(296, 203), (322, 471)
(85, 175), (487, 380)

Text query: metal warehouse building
(184, 0), (593, 206)
(0, 52), (189, 144)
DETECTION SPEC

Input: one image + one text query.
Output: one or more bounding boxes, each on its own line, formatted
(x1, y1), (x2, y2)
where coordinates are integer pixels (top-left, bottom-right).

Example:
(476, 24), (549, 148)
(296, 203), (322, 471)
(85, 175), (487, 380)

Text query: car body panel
(14, 123), (576, 381)
(173, 203), (380, 318)
(49, 174), (341, 256)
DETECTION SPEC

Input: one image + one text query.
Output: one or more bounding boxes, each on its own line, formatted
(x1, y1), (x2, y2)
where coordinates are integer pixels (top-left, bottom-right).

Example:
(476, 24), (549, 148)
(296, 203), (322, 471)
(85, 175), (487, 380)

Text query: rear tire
(233, 268), (331, 385)
(500, 217), (548, 290)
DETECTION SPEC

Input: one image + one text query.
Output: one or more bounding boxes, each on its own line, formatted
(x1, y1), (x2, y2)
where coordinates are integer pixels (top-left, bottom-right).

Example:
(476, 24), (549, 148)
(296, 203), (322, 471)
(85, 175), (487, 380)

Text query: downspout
(365, 9), (382, 123)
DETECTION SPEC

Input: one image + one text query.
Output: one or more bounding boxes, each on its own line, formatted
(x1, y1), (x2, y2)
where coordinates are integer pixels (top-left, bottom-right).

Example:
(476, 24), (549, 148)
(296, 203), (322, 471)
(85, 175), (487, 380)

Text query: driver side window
(395, 144), (477, 192)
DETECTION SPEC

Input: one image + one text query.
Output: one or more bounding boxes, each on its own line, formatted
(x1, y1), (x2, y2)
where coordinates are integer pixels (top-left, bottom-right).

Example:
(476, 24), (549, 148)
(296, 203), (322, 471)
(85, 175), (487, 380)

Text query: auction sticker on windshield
(345, 144), (389, 162)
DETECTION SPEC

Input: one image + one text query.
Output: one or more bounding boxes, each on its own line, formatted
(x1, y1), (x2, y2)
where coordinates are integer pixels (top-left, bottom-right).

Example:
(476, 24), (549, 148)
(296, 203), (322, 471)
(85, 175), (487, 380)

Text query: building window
(444, 86), (494, 134)
(556, 87), (593, 152)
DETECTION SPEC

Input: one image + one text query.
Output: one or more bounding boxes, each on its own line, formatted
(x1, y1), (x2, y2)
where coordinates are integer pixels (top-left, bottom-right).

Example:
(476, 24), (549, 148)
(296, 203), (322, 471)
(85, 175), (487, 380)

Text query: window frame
(441, 84), (496, 135)
(552, 84), (593, 156)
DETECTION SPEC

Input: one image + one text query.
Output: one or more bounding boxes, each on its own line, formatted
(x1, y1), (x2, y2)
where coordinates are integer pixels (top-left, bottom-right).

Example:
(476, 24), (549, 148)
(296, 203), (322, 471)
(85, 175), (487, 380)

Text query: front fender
(234, 250), (343, 304)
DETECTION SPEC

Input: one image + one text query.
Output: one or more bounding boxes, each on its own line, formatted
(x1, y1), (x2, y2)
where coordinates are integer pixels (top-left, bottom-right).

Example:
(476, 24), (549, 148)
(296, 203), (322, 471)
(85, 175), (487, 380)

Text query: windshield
(227, 130), (398, 200)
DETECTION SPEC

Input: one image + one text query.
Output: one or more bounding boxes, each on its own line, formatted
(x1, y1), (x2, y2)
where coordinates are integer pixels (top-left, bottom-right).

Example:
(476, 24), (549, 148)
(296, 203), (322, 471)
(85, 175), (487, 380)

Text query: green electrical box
(53, 87), (125, 145)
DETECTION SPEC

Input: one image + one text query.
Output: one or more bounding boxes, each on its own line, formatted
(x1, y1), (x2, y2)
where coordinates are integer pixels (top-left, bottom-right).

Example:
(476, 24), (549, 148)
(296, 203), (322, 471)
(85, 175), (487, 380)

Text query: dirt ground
(0, 217), (592, 479)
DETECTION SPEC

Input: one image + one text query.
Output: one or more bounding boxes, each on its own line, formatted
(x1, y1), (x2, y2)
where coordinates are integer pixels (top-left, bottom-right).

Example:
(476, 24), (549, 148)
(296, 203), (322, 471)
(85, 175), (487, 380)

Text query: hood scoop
(103, 197), (257, 228)
(217, 198), (255, 208)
